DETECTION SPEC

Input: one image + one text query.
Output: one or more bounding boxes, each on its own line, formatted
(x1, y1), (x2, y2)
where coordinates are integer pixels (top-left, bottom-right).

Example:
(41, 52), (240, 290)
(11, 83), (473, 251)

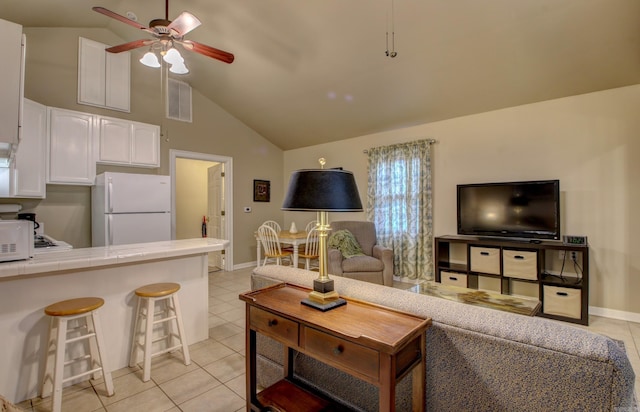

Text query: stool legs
(42, 311), (114, 412)
(172, 293), (191, 366)
(130, 292), (190, 382)
(91, 311), (114, 396)
(142, 296), (155, 382)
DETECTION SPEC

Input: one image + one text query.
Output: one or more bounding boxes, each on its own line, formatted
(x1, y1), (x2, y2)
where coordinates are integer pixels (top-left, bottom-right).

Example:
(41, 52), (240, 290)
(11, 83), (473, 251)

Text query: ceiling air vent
(167, 78), (192, 123)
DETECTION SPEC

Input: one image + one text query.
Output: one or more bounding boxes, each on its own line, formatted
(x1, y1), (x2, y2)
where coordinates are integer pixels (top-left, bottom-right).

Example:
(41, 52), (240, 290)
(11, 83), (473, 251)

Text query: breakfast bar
(0, 238), (228, 404)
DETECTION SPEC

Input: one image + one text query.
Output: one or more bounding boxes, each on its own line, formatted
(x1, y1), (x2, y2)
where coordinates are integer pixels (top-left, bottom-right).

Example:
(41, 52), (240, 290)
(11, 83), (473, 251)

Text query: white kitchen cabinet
(12, 99), (46, 197)
(78, 37), (130, 112)
(131, 122), (160, 167)
(0, 19), (25, 161)
(97, 116), (160, 168)
(47, 107), (96, 185)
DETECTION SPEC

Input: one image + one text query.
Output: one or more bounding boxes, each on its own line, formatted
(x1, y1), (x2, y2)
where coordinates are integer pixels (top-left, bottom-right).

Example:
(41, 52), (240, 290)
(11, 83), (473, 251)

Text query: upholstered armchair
(327, 221), (394, 286)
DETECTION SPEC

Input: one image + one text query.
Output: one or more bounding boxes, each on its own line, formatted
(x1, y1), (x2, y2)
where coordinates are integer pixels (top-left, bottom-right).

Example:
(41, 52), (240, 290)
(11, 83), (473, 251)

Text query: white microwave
(0, 220), (34, 262)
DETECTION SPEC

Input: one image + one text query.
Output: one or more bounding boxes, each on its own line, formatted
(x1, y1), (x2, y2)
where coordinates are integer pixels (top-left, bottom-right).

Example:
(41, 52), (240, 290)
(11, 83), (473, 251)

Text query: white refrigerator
(92, 172), (171, 246)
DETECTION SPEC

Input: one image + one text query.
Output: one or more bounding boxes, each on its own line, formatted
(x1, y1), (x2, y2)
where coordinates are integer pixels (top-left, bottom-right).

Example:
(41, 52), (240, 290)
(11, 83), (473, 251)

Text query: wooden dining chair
(299, 226), (320, 270)
(305, 220), (318, 233)
(257, 224), (292, 266)
(262, 220), (281, 232)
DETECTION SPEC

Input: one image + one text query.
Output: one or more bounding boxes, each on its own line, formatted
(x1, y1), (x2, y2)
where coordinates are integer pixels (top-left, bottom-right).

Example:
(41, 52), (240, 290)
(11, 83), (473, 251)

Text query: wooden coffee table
(409, 281), (541, 316)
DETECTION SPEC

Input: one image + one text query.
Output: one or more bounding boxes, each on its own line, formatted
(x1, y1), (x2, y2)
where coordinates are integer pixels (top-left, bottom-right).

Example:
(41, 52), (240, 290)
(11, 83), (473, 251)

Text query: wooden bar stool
(41, 297), (114, 412)
(129, 282), (191, 382)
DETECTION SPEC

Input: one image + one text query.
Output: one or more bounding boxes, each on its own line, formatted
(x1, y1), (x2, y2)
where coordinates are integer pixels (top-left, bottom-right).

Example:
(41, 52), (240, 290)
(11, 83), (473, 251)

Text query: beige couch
(251, 265), (635, 411)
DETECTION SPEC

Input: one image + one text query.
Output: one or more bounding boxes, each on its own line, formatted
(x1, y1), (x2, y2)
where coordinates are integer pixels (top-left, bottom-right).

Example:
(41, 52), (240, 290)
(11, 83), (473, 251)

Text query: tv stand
(435, 235), (589, 325)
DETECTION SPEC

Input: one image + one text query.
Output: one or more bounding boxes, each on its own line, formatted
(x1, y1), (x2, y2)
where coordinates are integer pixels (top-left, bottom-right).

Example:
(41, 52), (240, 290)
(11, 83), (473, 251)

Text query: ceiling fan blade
(180, 40), (235, 64)
(92, 6), (154, 34)
(106, 39), (152, 53)
(167, 11), (202, 36)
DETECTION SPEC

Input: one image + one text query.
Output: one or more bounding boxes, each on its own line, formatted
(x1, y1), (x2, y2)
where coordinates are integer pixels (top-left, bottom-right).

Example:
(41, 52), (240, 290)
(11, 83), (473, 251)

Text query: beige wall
(284, 85), (640, 315)
(175, 158), (216, 239)
(5, 27), (285, 264)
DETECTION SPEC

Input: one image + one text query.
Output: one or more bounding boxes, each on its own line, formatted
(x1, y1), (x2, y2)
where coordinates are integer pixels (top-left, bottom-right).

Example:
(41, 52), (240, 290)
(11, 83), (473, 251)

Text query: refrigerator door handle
(108, 215), (113, 246)
(107, 178), (113, 213)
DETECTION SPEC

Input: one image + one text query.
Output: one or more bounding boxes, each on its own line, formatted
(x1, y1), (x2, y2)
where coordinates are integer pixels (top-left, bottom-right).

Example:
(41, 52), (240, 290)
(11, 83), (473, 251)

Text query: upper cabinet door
(77, 37), (106, 108)
(0, 19), (24, 153)
(78, 37), (130, 112)
(13, 99), (47, 198)
(98, 117), (131, 164)
(131, 123), (160, 167)
(47, 108), (96, 185)
(96, 116), (160, 168)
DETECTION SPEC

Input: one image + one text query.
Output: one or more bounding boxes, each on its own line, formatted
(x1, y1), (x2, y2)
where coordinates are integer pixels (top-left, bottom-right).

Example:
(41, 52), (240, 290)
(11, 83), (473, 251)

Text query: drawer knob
(268, 319), (278, 327)
(333, 345), (344, 355)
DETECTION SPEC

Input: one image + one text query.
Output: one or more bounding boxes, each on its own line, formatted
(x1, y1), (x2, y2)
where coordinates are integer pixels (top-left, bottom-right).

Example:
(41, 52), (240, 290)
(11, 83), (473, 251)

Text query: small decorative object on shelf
(289, 222), (298, 234)
(563, 235), (587, 246)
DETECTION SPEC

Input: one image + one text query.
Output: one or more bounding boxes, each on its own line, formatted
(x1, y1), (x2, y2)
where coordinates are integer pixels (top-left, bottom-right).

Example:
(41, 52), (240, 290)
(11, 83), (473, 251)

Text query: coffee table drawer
(250, 307), (299, 347)
(303, 326), (379, 380)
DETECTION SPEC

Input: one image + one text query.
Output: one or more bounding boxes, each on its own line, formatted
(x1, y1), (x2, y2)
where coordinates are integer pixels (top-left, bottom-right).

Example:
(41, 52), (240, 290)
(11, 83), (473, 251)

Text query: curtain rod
(362, 138), (437, 154)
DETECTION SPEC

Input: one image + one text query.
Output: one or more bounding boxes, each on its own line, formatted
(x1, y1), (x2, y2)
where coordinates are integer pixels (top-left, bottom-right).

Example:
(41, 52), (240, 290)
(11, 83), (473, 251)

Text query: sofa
(327, 221), (394, 286)
(251, 265), (635, 411)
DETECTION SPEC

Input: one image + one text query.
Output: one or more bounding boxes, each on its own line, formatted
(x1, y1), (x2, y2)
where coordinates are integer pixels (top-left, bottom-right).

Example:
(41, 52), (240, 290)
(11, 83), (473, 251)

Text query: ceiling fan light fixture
(169, 62), (189, 74)
(163, 47), (184, 65)
(140, 51), (161, 68)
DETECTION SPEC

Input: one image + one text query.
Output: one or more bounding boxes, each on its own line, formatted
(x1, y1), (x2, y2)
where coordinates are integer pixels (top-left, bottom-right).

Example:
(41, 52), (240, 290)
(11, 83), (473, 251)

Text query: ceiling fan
(92, 0), (234, 72)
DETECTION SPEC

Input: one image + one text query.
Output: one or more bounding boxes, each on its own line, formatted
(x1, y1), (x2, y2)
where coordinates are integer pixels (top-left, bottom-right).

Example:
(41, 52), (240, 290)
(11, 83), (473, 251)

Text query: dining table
(255, 230), (308, 268)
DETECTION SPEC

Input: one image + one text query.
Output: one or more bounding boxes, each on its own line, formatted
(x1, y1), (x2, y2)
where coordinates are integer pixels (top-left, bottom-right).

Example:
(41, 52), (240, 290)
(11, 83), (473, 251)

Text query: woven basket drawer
(503, 250), (538, 280)
(543, 286), (581, 319)
(440, 271), (468, 288)
(470, 247), (500, 275)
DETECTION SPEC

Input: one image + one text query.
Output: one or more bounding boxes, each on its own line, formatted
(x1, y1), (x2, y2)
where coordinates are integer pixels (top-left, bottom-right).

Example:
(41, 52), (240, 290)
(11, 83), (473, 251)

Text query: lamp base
(301, 278), (346, 311)
(301, 297), (346, 312)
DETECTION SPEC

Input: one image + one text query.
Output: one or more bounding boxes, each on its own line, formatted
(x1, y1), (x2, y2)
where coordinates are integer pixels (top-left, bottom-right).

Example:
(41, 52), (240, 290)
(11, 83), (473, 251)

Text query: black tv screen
(457, 180), (560, 240)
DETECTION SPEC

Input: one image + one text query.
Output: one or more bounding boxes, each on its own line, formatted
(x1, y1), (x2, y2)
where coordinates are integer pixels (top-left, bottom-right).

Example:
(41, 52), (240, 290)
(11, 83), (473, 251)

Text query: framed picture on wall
(253, 180), (270, 202)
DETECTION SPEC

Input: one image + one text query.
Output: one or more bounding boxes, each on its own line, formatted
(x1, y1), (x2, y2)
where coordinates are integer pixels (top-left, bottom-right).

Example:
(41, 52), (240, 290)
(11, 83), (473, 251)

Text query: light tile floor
(17, 267), (640, 411)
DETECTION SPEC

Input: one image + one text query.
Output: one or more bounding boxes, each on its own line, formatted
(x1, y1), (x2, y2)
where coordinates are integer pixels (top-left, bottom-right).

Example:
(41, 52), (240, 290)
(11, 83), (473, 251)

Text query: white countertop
(0, 238), (228, 279)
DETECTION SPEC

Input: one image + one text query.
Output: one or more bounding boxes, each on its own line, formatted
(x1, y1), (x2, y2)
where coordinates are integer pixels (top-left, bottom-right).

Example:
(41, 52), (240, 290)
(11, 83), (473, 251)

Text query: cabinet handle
(449, 277), (458, 281)
(268, 319), (278, 327)
(480, 252), (489, 256)
(514, 255), (524, 260)
(333, 345), (344, 355)
(556, 292), (569, 297)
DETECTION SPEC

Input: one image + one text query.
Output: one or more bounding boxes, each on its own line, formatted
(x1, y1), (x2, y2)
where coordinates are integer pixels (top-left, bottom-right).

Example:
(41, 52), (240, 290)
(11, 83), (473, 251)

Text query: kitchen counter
(0, 237), (228, 279)
(0, 238), (228, 404)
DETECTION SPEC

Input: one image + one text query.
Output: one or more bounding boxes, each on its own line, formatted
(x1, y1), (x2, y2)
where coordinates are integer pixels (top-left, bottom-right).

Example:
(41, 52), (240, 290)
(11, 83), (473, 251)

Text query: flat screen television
(457, 180), (560, 240)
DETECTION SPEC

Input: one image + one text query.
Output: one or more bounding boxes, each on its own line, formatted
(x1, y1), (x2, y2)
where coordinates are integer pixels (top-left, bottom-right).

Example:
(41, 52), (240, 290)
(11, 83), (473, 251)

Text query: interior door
(207, 163), (224, 269)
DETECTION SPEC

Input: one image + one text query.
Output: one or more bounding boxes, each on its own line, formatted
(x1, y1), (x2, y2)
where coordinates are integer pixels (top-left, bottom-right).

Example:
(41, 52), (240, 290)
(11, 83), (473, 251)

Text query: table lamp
(282, 158), (363, 311)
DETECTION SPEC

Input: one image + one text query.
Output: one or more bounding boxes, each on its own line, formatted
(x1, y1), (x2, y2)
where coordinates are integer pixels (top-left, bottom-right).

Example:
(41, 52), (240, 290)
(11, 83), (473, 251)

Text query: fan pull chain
(385, 0), (397, 58)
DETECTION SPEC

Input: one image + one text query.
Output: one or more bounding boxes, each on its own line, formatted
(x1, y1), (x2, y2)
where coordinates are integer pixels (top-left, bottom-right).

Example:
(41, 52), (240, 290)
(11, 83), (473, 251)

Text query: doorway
(170, 150), (233, 271)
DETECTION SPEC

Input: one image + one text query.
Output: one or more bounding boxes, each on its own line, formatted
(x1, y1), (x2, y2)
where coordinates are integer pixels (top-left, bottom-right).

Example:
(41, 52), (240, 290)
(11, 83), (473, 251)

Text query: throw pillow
(328, 229), (365, 258)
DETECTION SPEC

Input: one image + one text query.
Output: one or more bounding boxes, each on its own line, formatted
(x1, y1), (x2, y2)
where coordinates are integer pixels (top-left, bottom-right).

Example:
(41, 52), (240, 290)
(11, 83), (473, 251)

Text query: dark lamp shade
(282, 169), (363, 211)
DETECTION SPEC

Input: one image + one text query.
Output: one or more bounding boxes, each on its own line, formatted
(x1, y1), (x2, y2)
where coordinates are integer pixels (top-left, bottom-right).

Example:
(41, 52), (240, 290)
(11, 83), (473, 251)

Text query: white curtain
(366, 140), (433, 281)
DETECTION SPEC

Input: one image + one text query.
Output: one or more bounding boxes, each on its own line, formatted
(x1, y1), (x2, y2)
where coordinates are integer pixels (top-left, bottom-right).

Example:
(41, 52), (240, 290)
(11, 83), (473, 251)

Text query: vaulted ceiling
(3, 0), (640, 150)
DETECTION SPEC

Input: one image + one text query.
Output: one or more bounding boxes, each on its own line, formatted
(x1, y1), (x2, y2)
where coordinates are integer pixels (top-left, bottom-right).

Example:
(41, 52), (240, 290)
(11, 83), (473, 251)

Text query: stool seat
(134, 282), (180, 298)
(44, 297), (104, 317)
